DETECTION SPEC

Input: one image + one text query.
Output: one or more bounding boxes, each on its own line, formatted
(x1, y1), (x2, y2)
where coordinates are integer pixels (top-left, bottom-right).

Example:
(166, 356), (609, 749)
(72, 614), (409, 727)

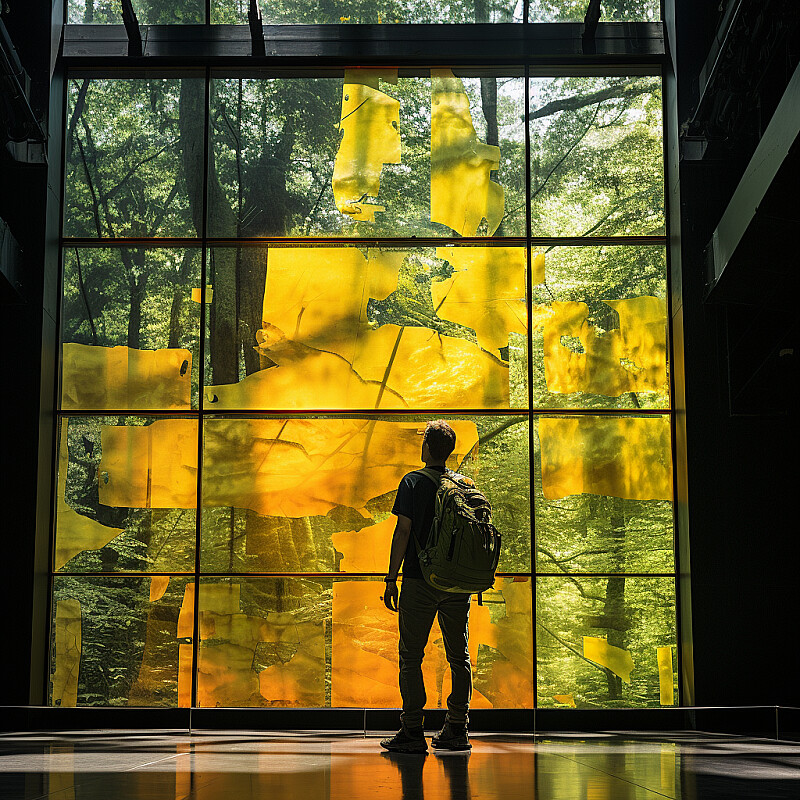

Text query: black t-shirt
(391, 465), (446, 579)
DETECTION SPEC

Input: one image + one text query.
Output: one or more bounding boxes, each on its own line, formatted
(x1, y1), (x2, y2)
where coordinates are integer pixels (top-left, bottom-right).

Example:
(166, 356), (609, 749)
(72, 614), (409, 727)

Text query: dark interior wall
(0, 0), (62, 704)
(669, 0), (800, 707)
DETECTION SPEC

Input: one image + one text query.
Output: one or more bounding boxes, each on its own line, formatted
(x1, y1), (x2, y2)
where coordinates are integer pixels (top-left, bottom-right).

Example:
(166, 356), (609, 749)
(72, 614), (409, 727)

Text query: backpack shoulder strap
(412, 467), (444, 487)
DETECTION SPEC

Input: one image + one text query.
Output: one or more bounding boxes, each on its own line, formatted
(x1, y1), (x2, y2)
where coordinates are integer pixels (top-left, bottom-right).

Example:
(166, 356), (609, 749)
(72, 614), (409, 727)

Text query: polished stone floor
(2, 729), (800, 799)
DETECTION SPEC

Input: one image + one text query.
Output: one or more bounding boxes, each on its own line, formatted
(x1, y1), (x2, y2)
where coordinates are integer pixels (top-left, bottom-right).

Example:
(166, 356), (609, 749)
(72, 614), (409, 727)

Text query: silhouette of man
(380, 420), (472, 754)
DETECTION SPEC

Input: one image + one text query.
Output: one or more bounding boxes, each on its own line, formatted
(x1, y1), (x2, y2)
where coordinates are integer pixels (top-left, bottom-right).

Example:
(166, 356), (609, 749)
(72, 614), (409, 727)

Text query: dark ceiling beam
(704, 59), (800, 302)
(61, 22), (664, 66)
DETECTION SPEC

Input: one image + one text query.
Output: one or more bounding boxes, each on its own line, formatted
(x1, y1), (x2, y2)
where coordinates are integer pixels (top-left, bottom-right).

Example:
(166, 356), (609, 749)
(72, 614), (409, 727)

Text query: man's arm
(383, 514), (412, 612)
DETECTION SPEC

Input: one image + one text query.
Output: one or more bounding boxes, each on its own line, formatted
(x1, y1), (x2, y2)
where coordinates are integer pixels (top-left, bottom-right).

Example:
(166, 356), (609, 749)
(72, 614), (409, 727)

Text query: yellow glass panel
(332, 70), (400, 222)
(197, 582), (325, 707)
(475, 579), (534, 709)
(149, 576), (170, 602)
(61, 343), (192, 410)
(532, 251), (545, 285)
(331, 580), (493, 708)
(583, 636), (634, 683)
(333, 517), (394, 572)
(203, 418), (478, 517)
(260, 247), (404, 345)
(130, 578), (187, 707)
(431, 69), (504, 236)
(538, 416), (672, 501)
(52, 599), (81, 708)
(212, 323), (509, 410)
(543, 297), (667, 396)
(658, 645), (674, 705)
(97, 419), (198, 509)
(432, 247), (527, 354)
(55, 422), (124, 570)
(553, 694), (576, 707)
(177, 582), (195, 708)
(191, 287), (212, 303)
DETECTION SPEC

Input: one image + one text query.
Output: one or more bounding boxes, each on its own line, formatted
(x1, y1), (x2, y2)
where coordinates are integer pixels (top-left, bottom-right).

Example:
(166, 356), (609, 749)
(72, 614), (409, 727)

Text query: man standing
(380, 420), (472, 754)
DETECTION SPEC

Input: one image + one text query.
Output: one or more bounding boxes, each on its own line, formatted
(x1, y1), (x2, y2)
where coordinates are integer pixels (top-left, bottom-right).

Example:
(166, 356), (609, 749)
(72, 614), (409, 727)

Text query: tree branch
(528, 81), (655, 121)
(537, 621), (610, 677)
(531, 100), (601, 201)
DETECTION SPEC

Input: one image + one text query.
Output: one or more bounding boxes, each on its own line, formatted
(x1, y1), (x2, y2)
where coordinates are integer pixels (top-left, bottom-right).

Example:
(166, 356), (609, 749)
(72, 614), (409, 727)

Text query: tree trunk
(179, 79), (239, 384)
(168, 249), (195, 348)
(602, 497), (628, 700)
(480, 75), (503, 237)
(237, 113), (295, 375)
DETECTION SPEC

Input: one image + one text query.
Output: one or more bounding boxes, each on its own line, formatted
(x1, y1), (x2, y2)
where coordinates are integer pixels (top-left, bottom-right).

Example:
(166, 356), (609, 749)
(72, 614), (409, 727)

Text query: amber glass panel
(65, 78), (203, 237)
(536, 577), (677, 708)
(60, 249), (202, 410)
(200, 414), (529, 574)
(332, 578), (531, 708)
(533, 414), (673, 573)
(208, 73), (524, 237)
(204, 245), (527, 412)
(529, 77), (663, 237)
(50, 576), (192, 707)
(55, 417), (197, 573)
(530, 246), (668, 410)
(196, 577), (329, 707)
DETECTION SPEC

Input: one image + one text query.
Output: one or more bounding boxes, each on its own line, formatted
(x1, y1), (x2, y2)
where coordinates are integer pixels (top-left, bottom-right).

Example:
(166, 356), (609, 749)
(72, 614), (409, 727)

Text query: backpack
(414, 468), (501, 594)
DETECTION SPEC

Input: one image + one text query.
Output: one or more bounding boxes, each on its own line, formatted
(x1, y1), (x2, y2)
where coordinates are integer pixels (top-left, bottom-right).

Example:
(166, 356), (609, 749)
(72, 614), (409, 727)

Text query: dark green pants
(398, 577), (472, 729)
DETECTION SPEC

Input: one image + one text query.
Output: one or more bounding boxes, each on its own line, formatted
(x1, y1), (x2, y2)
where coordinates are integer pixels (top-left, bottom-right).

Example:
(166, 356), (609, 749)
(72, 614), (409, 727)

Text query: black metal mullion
(661, 57), (683, 707)
(62, 235), (667, 247)
(44, 69), (72, 706)
(54, 407), (672, 417)
(53, 571), (675, 578)
(523, 62), (538, 727)
(189, 67), (212, 711)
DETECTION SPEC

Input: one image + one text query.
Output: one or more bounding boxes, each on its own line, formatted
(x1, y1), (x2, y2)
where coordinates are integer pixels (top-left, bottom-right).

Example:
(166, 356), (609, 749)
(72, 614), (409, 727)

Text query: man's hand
(383, 580), (399, 612)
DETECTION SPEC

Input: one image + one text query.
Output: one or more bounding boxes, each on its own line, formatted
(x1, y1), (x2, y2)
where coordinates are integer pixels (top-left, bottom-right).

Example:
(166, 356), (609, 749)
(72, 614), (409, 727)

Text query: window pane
(530, 246), (669, 410)
(55, 417), (197, 573)
(50, 576), (193, 707)
(65, 78), (203, 238)
(333, 578), (531, 708)
(201, 415), (529, 574)
(529, 1), (659, 21)
(536, 577), (677, 708)
(212, 0), (522, 24)
(208, 72), (525, 238)
(68, 0), (204, 23)
(529, 77), (663, 237)
(204, 245), (527, 411)
(60, 249), (202, 411)
(534, 414), (673, 573)
(196, 577), (329, 707)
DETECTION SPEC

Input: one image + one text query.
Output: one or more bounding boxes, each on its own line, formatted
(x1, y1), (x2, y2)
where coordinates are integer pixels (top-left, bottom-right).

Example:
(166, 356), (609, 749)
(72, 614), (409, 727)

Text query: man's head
(422, 419), (456, 465)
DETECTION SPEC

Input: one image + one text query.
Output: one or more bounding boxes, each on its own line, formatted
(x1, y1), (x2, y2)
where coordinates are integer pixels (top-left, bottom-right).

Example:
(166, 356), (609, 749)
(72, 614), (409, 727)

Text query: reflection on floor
(2, 730), (800, 799)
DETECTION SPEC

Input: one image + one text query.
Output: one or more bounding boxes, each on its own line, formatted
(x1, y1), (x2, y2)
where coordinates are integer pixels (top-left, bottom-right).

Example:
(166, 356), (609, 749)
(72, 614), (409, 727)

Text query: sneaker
(431, 721), (471, 751)
(380, 726), (428, 754)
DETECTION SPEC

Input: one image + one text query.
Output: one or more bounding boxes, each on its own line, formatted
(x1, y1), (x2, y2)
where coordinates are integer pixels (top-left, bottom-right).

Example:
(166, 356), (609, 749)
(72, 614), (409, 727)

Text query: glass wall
(68, 0), (659, 25)
(53, 67), (674, 710)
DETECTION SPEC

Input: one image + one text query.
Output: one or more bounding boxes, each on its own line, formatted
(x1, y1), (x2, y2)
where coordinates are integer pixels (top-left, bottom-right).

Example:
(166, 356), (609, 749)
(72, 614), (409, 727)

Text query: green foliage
(537, 577), (676, 707)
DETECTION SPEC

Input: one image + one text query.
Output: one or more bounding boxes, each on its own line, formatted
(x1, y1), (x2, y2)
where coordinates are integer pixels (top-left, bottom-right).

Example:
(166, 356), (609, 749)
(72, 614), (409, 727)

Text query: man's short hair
(424, 420), (456, 461)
